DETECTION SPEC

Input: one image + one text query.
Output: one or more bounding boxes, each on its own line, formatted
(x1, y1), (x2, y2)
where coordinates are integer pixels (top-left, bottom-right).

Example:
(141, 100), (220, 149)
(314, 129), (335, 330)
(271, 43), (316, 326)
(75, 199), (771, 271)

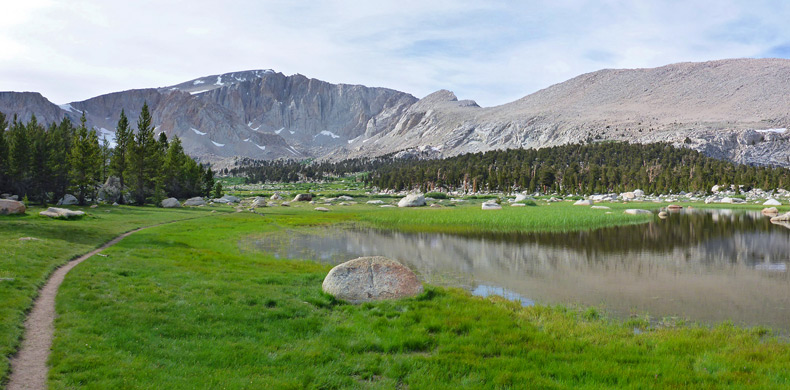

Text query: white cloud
(1, 0), (789, 106)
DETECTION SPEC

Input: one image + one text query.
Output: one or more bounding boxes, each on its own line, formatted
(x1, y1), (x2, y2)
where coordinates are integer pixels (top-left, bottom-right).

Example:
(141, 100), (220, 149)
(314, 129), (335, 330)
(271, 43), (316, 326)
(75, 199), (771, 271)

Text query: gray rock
(281, 202), (290, 207)
(0, 199), (26, 215)
(322, 256), (423, 303)
(573, 199), (593, 206)
(380, 205), (396, 208)
(398, 194), (426, 207)
(251, 197), (267, 207)
(338, 195), (354, 201)
(97, 176), (123, 203)
(633, 189), (645, 197)
(314, 207), (330, 212)
(39, 207), (85, 219)
(293, 193), (312, 202)
(430, 203), (443, 208)
(764, 198), (782, 206)
(591, 205), (611, 210)
(270, 193), (283, 201)
(161, 197), (181, 208)
(58, 194), (78, 206)
(2, 194), (19, 201)
(221, 195), (240, 203)
(481, 201), (502, 210)
(514, 194), (528, 202)
(183, 197), (206, 206)
(658, 211), (668, 218)
(624, 209), (652, 215)
(367, 200), (384, 205)
(762, 207), (779, 216)
(510, 203), (526, 207)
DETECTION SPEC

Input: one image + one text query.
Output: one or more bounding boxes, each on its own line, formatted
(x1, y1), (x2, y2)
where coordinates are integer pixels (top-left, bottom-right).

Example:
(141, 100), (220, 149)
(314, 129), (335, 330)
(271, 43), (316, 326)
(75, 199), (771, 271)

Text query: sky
(1, 0), (789, 107)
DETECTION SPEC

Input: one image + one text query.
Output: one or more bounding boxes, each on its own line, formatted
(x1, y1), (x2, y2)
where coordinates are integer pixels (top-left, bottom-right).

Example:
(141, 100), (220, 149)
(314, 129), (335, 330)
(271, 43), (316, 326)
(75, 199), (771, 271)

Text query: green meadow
(2, 200), (789, 388)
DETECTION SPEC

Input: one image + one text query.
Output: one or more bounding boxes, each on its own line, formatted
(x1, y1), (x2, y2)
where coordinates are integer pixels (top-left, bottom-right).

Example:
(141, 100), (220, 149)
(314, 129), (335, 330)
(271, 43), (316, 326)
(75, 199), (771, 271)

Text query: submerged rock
(322, 256), (423, 303)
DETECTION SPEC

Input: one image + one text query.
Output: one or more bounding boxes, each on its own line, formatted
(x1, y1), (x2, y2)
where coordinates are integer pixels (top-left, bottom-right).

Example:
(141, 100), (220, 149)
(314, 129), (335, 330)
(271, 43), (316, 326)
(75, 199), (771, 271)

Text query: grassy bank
(49, 212), (790, 389)
(0, 205), (229, 385)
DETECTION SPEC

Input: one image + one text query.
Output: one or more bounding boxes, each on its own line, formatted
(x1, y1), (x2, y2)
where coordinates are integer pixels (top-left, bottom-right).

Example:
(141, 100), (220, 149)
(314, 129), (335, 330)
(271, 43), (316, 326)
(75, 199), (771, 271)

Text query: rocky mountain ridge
(2, 58), (790, 167)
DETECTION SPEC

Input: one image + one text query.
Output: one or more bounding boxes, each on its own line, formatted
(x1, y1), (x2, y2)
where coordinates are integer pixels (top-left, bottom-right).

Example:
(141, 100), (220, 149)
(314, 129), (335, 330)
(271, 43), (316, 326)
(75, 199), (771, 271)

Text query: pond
(242, 208), (790, 330)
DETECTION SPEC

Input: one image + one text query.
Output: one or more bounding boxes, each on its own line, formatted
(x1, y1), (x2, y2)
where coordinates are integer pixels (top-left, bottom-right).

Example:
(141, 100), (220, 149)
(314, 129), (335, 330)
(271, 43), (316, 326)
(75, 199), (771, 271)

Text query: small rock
(380, 205), (396, 208)
(398, 194), (426, 207)
(0, 199), (26, 215)
(315, 207), (330, 212)
(251, 197), (267, 208)
(764, 199), (782, 206)
(322, 256), (423, 303)
(762, 207), (779, 216)
(338, 195), (354, 201)
(510, 203), (525, 207)
(367, 200), (384, 205)
(430, 203), (442, 208)
(161, 198), (181, 208)
(481, 201), (502, 210)
(667, 204), (683, 210)
(624, 209), (652, 215)
(658, 211), (668, 219)
(270, 193), (283, 201)
(89, 204), (98, 209)
(591, 205), (611, 210)
(573, 199), (593, 206)
(281, 202), (290, 207)
(18, 237), (39, 241)
(39, 207), (85, 219)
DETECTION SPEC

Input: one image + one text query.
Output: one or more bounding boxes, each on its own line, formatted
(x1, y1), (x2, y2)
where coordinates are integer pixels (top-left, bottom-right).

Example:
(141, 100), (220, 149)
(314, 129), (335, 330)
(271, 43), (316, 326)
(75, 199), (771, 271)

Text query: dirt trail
(6, 214), (211, 390)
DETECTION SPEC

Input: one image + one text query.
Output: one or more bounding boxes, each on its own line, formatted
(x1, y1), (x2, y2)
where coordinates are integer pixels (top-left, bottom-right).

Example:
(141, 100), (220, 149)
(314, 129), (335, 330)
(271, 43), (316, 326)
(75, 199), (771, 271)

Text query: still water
(243, 208), (790, 330)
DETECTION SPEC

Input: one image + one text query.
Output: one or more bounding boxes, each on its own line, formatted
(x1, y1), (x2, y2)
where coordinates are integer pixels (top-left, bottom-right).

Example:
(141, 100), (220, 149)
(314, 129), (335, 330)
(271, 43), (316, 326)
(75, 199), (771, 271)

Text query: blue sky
(1, 0), (789, 107)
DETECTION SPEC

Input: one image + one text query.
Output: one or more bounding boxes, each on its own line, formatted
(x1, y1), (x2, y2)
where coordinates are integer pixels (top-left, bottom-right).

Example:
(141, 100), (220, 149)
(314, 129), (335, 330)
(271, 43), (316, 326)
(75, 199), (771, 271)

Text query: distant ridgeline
(0, 104), (215, 206)
(230, 142), (790, 194)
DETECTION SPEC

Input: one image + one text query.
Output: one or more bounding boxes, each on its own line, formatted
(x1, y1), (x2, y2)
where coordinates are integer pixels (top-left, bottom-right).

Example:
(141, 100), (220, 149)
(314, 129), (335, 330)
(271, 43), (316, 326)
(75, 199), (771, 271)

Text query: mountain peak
(162, 69), (279, 95)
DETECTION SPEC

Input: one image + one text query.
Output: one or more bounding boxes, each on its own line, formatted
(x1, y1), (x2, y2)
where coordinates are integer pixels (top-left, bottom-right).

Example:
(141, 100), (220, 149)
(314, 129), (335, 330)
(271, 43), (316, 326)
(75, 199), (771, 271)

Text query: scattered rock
(270, 193), (283, 201)
(315, 207), (330, 212)
(621, 192), (635, 200)
(367, 200), (384, 205)
(251, 197), (267, 208)
(511, 203), (526, 207)
(633, 189), (645, 197)
(39, 207), (85, 219)
(430, 203), (442, 208)
(764, 199), (782, 206)
(573, 199), (593, 206)
(591, 205), (611, 210)
(0, 199), (26, 215)
(281, 202), (290, 207)
(339, 202), (350, 206)
(57, 194), (78, 206)
(658, 211), (668, 218)
(112, 202), (119, 206)
(338, 195), (354, 201)
(293, 193), (312, 202)
(514, 194), (528, 202)
(322, 256), (423, 303)
(161, 198), (181, 208)
(398, 194), (426, 207)
(18, 237), (39, 241)
(222, 195), (240, 203)
(183, 197), (206, 206)
(481, 201), (502, 210)
(380, 205), (396, 208)
(720, 197), (735, 204)
(624, 209), (652, 215)
(711, 184), (721, 193)
(89, 204), (98, 208)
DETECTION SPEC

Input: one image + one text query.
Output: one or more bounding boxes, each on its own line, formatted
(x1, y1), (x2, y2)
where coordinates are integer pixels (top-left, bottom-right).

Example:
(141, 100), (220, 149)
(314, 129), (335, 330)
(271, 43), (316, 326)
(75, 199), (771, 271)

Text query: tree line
(0, 103), (215, 206)
(229, 142), (790, 194)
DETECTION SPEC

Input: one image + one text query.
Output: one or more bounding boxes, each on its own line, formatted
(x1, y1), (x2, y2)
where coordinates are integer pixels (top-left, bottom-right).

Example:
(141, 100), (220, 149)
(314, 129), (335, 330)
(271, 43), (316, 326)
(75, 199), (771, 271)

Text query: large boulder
(161, 198), (181, 208)
(633, 189), (645, 198)
(97, 176), (123, 203)
(293, 193), (312, 202)
(183, 197), (206, 206)
(0, 199), (26, 215)
(624, 209), (652, 215)
(251, 197), (267, 208)
(514, 194), (528, 202)
(57, 194), (78, 206)
(322, 256), (423, 303)
(39, 207), (85, 219)
(573, 199), (593, 206)
(771, 212), (790, 222)
(398, 194), (426, 207)
(764, 199), (782, 206)
(762, 207), (779, 216)
(621, 192), (636, 200)
(221, 195), (240, 203)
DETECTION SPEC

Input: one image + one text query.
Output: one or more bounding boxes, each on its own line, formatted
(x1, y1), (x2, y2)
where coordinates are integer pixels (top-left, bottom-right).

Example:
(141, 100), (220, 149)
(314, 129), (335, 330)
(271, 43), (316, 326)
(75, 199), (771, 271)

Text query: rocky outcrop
(39, 207), (85, 219)
(322, 256), (423, 303)
(771, 212), (790, 222)
(98, 176), (124, 203)
(57, 194), (78, 206)
(398, 194), (426, 207)
(293, 193), (312, 202)
(0, 199), (26, 215)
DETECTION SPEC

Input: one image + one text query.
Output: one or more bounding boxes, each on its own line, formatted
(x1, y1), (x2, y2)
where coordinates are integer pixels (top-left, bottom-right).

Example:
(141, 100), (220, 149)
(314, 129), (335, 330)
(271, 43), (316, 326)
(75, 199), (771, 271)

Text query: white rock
(160, 198), (181, 208)
(39, 207), (85, 219)
(398, 194), (426, 207)
(624, 209), (652, 215)
(573, 199), (593, 206)
(764, 198), (782, 206)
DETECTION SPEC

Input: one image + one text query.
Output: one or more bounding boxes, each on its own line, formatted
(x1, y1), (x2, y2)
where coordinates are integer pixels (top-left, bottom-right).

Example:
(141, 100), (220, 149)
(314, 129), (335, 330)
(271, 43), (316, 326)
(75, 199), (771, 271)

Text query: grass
(0, 204), (231, 385)
(48, 212), (790, 389)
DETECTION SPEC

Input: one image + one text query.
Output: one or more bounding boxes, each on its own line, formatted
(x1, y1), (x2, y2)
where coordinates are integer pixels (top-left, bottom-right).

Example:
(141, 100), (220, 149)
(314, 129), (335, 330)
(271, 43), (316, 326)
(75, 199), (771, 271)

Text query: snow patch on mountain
(59, 103), (81, 113)
(756, 128), (787, 133)
(255, 144), (266, 151)
(211, 140), (224, 147)
(97, 127), (117, 148)
(191, 128), (206, 135)
(316, 130), (340, 139)
(275, 127), (284, 134)
(193, 80), (205, 85)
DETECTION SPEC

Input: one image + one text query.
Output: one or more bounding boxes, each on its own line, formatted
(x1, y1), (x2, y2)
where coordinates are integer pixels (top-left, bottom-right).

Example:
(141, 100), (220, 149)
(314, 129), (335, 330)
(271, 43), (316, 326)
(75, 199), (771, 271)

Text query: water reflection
(241, 208), (790, 330)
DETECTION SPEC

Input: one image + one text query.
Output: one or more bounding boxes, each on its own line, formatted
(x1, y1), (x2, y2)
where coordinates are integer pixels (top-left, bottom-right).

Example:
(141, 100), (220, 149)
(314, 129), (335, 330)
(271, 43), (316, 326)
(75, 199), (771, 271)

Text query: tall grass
(48, 213), (790, 389)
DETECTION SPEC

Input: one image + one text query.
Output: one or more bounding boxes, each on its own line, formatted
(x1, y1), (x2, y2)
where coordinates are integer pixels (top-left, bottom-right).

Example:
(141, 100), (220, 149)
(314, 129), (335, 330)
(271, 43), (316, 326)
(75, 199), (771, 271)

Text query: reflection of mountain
(244, 209), (790, 330)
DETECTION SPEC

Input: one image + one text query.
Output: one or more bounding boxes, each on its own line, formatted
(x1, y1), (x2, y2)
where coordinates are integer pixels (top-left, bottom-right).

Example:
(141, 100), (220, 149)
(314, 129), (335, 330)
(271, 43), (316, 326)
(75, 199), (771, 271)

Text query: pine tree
(109, 110), (131, 203)
(127, 102), (160, 205)
(202, 166), (215, 197)
(0, 111), (8, 192)
(28, 119), (51, 204)
(69, 113), (101, 205)
(8, 115), (31, 197)
(161, 135), (187, 197)
(49, 117), (75, 202)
